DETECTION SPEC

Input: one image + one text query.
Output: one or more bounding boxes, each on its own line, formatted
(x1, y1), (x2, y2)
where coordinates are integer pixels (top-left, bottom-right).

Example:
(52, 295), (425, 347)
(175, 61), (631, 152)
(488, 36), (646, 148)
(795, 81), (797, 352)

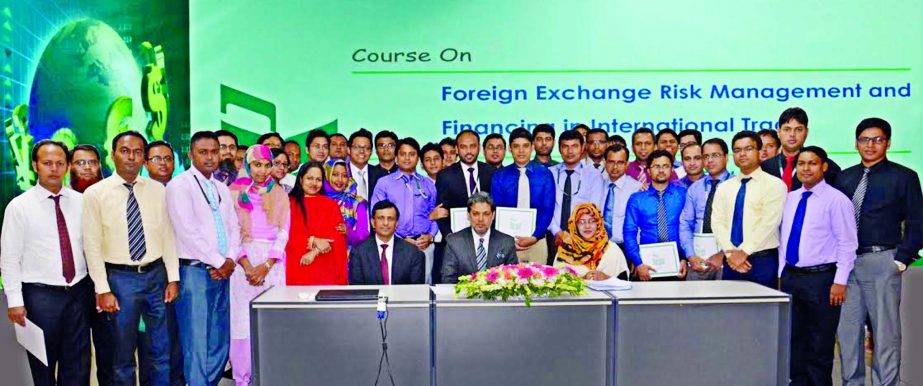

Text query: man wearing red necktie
(761, 107), (841, 191)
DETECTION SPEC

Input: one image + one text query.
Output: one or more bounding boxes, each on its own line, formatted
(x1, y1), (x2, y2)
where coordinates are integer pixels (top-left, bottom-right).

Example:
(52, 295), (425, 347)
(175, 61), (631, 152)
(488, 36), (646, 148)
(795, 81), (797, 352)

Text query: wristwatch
(895, 261), (907, 272)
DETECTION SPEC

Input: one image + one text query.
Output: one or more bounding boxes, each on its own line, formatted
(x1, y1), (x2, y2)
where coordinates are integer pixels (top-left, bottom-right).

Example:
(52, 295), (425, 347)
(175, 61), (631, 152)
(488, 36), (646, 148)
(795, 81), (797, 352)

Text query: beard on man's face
(70, 170), (103, 193)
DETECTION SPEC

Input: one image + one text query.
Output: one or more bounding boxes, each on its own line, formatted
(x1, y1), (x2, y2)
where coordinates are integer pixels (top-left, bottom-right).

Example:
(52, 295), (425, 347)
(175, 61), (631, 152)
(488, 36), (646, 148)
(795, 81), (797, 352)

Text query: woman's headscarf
(229, 144), (289, 242)
(323, 158), (365, 228)
(556, 203), (609, 270)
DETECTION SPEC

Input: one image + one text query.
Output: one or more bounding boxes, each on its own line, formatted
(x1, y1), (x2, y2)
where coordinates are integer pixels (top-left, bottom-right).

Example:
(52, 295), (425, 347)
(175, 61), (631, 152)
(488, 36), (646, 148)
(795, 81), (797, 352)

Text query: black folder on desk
(315, 289), (380, 301)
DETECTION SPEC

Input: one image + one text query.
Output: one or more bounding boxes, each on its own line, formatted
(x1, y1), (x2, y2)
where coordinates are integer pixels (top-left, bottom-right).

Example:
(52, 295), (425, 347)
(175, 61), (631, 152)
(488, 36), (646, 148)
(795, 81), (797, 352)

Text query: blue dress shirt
(490, 161), (556, 238)
(623, 183), (687, 266)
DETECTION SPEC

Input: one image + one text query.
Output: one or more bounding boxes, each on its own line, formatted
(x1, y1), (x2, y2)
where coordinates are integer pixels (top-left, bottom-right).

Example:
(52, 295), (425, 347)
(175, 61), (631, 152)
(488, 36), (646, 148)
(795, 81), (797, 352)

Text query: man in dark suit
(442, 192), (518, 283)
(349, 200), (425, 285)
(761, 107), (840, 191)
(435, 130), (496, 238)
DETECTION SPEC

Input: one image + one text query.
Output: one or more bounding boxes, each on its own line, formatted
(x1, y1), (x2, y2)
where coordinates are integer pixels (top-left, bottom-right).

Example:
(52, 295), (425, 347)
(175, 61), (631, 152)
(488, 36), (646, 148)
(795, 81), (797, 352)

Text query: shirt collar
(350, 162), (368, 174)
(32, 184), (73, 199)
(472, 228), (491, 243)
(707, 170), (731, 185)
(190, 166), (216, 183)
(461, 161), (478, 174)
(109, 172), (147, 189)
(739, 167), (767, 180)
(393, 171), (421, 181)
(800, 179), (830, 195)
(376, 234), (395, 247)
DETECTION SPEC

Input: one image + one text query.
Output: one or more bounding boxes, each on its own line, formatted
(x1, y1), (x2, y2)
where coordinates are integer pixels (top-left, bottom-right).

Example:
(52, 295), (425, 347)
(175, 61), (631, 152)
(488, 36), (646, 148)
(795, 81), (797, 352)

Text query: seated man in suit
(442, 192), (518, 283)
(349, 200), (425, 285)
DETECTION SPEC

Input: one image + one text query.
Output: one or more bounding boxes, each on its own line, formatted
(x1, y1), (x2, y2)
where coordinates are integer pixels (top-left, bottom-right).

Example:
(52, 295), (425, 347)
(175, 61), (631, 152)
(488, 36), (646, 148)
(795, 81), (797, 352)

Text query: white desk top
(609, 281), (789, 303)
(252, 285), (431, 307)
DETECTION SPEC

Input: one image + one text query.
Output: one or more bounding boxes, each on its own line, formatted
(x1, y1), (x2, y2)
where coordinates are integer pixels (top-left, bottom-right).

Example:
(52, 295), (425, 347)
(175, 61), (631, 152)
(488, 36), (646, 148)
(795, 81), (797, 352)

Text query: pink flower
(486, 270), (499, 283)
(517, 267), (534, 279)
(564, 266), (578, 276)
(542, 266), (560, 278)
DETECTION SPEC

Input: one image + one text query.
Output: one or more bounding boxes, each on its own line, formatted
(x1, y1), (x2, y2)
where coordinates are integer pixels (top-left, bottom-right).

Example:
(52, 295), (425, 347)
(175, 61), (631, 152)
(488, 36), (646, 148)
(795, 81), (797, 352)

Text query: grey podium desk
(431, 285), (614, 386)
(608, 281), (791, 386)
(900, 266), (922, 385)
(250, 285), (431, 386)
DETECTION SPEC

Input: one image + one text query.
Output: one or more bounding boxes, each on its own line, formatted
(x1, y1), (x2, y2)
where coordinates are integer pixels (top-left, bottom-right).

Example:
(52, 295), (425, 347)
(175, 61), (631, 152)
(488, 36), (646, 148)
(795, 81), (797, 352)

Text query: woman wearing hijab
(285, 162), (349, 285)
(323, 158), (370, 248)
(555, 203), (630, 280)
(227, 144), (290, 386)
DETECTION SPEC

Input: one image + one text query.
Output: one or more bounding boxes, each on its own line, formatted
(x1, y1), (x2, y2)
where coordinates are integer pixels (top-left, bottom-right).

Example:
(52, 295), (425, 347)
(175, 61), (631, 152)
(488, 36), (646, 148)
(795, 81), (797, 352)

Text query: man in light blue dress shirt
(549, 130), (606, 251)
(680, 138), (733, 280)
(600, 145), (642, 250)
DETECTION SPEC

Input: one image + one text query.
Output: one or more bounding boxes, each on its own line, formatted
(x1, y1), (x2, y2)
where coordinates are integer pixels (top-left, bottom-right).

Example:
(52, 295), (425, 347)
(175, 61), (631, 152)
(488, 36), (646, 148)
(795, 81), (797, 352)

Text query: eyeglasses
(485, 145), (504, 151)
(732, 146), (757, 153)
(74, 159), (99, 167)
(273, 160), (290, 168)
(650, 164), (673, 171)
(377, 143), (396, 150)
(577, 219), (598, 226)
(857, 136), (888, 146)
(148, 156), (174, 164)
(219, 144), (237, 151)
(351, 145), (371, 152)
(702, 152), (725, 160)
(587, 140), (607, 146)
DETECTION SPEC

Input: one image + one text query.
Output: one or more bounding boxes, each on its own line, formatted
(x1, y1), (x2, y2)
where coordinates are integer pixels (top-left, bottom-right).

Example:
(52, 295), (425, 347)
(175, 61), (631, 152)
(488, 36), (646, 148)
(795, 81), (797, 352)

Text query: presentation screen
(191, 0), (922, 172)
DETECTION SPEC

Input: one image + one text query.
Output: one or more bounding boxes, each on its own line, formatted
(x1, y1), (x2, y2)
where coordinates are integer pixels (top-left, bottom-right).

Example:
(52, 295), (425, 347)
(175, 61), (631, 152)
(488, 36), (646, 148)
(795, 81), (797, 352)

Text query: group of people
(1, 106), (920, 386)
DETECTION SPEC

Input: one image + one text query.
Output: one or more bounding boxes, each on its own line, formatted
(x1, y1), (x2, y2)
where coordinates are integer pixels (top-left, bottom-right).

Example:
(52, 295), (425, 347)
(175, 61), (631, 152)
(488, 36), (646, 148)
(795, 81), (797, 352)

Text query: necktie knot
(656, 190), (665, 199)
(123, 182), (135, 191)
(609, 182), (616, 190)
(49, 195), (62, 203)
(467, 167), (475, 173)
(519, 167), (527, 175)
(401, 174), (413, 184)
(479, 238), (484, 246)
(565, 169), (575, 176)
(381, 244), (389, 253)
(802, 191), (813, 199)
(863, 168), (870, 174)
(710, 178), (719, 188)
(741, 177), (752, 185)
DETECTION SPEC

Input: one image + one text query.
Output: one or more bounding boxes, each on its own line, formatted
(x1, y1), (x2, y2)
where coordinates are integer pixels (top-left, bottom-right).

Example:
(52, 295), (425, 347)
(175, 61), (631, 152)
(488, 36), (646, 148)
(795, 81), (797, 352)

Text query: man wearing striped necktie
(441, 193), (518, 284)
(83, 131), (180, 386)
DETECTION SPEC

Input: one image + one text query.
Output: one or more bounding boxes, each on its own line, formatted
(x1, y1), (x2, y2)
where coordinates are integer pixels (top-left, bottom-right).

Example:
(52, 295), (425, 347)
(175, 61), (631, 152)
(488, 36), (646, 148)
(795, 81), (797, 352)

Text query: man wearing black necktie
(835, 118), (922, 386)
(435, 130), (496, 238)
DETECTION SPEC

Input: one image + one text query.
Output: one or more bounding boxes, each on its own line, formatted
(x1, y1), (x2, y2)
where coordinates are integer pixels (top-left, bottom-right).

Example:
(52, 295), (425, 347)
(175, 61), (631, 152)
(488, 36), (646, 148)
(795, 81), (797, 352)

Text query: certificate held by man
(495, 207), (537, 238)
(639, 241), (681, 278)
(693, 233), (720, 259)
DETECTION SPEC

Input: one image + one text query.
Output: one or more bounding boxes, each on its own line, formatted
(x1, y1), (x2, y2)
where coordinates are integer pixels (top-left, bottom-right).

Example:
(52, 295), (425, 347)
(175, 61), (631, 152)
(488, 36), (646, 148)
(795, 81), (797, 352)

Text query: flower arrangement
(454, 263), (587, 306)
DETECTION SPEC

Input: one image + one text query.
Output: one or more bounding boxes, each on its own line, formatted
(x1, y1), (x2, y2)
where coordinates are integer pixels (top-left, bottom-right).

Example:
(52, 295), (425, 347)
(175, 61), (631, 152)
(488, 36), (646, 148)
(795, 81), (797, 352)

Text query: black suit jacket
(348, 237), (425, 285)
(369, 164), (395, 200)
(435, 162), (496, 236)
(760, 152), (841, 191)
(441, 227), (518, 284)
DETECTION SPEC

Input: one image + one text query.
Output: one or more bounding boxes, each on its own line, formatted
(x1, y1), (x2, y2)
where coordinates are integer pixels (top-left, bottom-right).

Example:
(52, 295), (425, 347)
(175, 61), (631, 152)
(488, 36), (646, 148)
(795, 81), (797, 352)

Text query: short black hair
(372, 199), (400, 220)
(397, 137), (421, 155)
(439, 137), (457, 148)
(797, 145), (829, 164)
(483, 133), (505, 147)
(757, 129), (781, 148)
(532, 123), (555, 138)
(31, 139), (71, 163)
(702, 138), (729, 155)
(215, 129), (238, 146)
(147, 140), (174, 159)
(509, 127), (533, 144)
(604, 144), (629, 160)
(456, 129), (480, 143)
(680, 142), (702, 158)
(257, 132), (283, 145)
(72, 144), (100, 160)
(655, 128), (679, 143)
(190, 130), (219, 148)
(349, 128), (373, 147)
(731, 131), (763, 151)
(608, 134), (627, 146)
(421, 142), (441, 157)
(572, 123), (590, 132)
(375, 130), (398, 145)
(330, 133), (347, 141)
(646, 149), (674, 169)
(586, 128), (608, 139)
(559, 129), (584, 145)
(632, 127), (654, 142)
(778, 107), (808, 127)
(283, 140), (299, 148)
(112, 130), (148, 153)
(677, 129), (702, 145)
(466, 191), (496, 212)
(270, 147), (289, 164)
(305, 129), (330, 148)
(238, 145), (249, 152)
(856, 117), (892, 139)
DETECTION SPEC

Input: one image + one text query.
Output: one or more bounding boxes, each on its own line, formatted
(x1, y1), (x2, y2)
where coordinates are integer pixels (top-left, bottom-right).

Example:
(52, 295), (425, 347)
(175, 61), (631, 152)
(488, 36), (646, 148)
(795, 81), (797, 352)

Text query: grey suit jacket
(441, 227), (518, 284)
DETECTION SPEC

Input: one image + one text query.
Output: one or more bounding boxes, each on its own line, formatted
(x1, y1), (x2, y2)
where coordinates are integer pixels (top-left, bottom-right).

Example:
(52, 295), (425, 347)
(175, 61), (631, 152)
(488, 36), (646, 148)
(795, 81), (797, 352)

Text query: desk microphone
(375, 294), (396, 385)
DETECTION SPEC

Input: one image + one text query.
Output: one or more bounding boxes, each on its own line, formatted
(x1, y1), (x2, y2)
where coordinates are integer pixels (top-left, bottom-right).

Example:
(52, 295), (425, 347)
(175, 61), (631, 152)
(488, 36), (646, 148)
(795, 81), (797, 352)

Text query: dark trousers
(105, 263), (171, 386)
(21, 277), (94, 386)
(722, 248), (779, 288)
(432, 241), (446, 284)
(545, 232), (557, 265)
(92, 308), (114, 386)
(781, 266), (840, 386)
(138, 303), (185, 386)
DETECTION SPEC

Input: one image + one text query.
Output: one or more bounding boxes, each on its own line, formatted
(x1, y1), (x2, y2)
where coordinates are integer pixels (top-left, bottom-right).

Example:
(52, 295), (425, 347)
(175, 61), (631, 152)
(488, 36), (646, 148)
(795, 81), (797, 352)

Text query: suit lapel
(477, 161), (491, 192)
(364, 240), (384, 285)
(462, 228), (479, 269)
(486, 231), (501, 267)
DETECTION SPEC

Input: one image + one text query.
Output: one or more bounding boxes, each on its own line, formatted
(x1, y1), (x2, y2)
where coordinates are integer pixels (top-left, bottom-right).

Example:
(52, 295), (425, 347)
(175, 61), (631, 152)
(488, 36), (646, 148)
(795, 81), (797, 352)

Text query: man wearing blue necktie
(779, 146), (857, 386)
(710, 131), (787, 288)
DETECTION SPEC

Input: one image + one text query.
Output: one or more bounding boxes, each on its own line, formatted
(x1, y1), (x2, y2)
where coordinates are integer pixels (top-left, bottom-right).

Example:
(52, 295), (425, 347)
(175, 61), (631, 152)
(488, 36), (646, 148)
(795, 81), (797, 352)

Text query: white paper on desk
(15, 318), (47, 366)
(586, 277), (632, 291)
(430, 285), (457, 297)
(693, 233), (720, 258)
(640, 241), (681, 278)
(495, 208), (537, 238)
(450, 208), (470, 233)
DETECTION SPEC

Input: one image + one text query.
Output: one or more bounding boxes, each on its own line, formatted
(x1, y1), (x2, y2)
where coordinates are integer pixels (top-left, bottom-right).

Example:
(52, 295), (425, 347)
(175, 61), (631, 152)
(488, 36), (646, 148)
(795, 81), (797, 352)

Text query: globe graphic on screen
(27, 18), (145, 159)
